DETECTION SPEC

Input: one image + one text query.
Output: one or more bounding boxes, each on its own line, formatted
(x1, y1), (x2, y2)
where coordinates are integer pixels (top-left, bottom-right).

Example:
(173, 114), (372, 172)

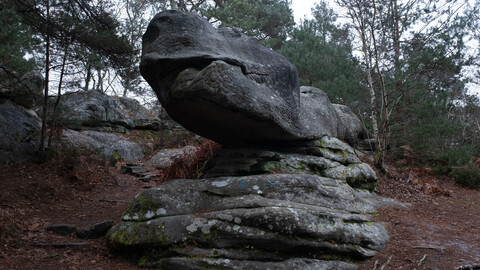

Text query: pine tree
(280, 1), (367, 112)
(0, 5), (38, 84)
(204, 0), (294, 50)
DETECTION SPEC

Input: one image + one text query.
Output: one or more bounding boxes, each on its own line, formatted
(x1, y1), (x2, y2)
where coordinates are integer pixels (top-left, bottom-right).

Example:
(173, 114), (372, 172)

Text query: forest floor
(0, 152), (479, 270)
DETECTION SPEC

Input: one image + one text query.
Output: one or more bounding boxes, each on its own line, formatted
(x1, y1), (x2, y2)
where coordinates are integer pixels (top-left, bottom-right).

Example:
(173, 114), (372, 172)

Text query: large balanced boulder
(141, 10), (366, 145)
(0, 99), (41, 167)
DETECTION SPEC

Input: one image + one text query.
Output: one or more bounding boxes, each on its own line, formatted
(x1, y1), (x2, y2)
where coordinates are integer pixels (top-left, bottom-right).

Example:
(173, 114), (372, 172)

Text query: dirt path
(359, 168), (480, 270)
(0, 156), (148, 270)
(1, 156), (479, 270)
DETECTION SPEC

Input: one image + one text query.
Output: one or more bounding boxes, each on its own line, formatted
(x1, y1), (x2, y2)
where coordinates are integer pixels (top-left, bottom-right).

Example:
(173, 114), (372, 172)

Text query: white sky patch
(290, 0), (317, 22)
(291, 0), (347, 24)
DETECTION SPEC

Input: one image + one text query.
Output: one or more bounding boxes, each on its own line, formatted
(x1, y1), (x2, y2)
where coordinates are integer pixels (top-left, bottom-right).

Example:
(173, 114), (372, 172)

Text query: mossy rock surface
(107, 173), (389, 269)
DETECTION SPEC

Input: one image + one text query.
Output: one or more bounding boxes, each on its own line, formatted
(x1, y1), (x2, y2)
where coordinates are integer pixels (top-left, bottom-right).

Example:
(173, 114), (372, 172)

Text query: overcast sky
(291, 0), (318, 22)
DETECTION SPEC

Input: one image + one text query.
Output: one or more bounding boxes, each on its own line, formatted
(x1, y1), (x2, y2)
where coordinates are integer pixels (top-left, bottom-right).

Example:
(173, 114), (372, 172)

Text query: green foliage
(4, 0), (134, 94)
(450, 165), (480, 189)
(280, 1), (367, 110)
(0, 5), (38, 77)
(205, 0), (294, 50)
(441, 147), (474, 167)
(388, 23), (469, 157)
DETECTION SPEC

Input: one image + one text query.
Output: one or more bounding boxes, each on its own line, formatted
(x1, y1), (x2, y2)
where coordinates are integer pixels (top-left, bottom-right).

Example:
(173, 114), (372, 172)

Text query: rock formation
(107, 10), (392, 269)
(0, 72), (43, 167)
(0, 99), (41, 168)
(0, 72), (44, 109)
(57, 90), (163, 132)
(54, 90), (193, 163)
(62, 129), (145, 162)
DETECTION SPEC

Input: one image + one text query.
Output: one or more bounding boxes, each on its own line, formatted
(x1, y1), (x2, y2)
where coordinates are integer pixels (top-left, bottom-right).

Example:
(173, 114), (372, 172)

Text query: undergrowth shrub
(449, 165), (480, 189)
(441, 146), (474, 167)
(158, 139), (221, 182)
(434, 147), (475, 176)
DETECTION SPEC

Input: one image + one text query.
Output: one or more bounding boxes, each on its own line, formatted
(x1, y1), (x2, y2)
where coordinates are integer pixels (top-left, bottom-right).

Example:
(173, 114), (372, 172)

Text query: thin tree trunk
(38, 0), (50, 162)
(391, 0), (407, 142)
(358, 8), (379, 154)
(47, 42), (69, 149)
(371, 0), (388, 171)
(337, 0), (380, 153)
(84, 63), (91, 91)
(97, 68), (103, 92)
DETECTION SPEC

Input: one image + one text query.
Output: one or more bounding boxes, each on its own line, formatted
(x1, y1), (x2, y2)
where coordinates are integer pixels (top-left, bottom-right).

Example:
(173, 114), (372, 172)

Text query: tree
(336, 0), (471, 170)
(0, 5), (38, 86)
(280, 1), (367, 111)
(336, 0), (383, 168)
(204, 0), (295, 50)
(115, 0), (170, 96)
(5, 0), (133, 160)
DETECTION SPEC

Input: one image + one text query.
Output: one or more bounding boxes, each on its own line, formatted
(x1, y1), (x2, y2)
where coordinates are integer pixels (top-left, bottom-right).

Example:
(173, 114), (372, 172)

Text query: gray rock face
(299, 86), (341, 140)
(0, 99), (41, 168)
(333, 104), (366, 146)
(0, 72), (44, 109)
(107, 173), (387, 269)
(62, 129), (144, 162)
(106, 137), (387, 268)
(58, 90), (162, 132)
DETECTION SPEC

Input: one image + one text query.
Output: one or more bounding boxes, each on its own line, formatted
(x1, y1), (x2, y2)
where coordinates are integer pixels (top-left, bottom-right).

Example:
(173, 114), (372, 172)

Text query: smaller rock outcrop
(203, 136), (377, 191)
(333, 104), (367, 147)
(107, 136), (386, 269)
(0, 99), (41, 168)
(57, 90), (162, 132)
(62, 130), (144, 162)
(0, 72), (43, 167)
(107, 173), (387, 269)
(0, 72), (44, 109)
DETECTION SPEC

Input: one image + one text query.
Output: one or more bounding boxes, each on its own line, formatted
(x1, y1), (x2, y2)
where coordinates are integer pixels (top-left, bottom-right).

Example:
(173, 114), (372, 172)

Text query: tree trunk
(48, 42), (69, 149)
(97, 68), (103, 92)
(371, 0), (388, 171)
(38, 0), (50, 162)
(84, 63), (91, 91)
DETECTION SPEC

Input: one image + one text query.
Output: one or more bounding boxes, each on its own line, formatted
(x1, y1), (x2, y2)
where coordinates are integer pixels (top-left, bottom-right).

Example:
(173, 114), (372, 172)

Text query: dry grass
(158, 139), (221, 182)
(407, 168), (453, 196)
